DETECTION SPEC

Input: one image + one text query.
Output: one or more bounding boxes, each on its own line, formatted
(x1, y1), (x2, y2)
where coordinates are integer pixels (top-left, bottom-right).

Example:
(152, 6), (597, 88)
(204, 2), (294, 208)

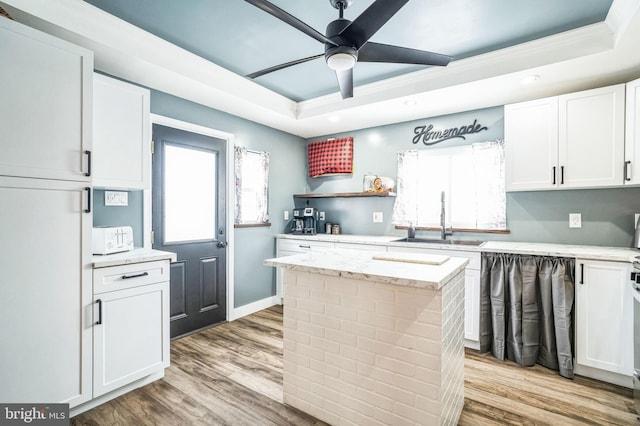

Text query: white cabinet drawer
(278, 239), (334, 253)
(93, 260), (170, 294)
(335, 242), (387, 252)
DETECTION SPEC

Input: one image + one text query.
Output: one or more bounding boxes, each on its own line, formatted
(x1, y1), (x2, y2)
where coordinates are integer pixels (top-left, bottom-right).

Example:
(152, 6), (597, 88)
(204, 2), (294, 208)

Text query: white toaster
(92, 226), (134, 255)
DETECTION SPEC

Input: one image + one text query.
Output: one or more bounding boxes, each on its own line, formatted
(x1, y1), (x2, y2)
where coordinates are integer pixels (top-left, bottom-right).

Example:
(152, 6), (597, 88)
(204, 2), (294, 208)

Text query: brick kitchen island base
(265, 250), (467, 426)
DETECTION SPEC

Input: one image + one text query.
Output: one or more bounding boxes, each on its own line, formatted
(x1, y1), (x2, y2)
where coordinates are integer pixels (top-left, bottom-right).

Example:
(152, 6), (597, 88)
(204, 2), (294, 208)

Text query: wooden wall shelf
(293, 191), (396, 198)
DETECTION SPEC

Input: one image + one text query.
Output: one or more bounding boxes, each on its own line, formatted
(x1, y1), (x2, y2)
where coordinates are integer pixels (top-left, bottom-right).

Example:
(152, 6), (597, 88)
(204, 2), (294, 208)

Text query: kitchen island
(265, 249), (468, 426)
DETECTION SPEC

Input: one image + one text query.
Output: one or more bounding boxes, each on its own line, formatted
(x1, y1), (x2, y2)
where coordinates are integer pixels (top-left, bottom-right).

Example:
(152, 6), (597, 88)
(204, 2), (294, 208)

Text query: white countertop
(277, 234), (640, 262)
(92, 248), (177, 268)
(264, 249), (469, 290)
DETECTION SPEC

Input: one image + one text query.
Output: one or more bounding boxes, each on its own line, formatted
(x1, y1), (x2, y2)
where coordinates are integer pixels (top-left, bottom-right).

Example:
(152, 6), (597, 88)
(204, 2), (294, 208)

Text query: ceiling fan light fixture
(326, 52), (356, 71)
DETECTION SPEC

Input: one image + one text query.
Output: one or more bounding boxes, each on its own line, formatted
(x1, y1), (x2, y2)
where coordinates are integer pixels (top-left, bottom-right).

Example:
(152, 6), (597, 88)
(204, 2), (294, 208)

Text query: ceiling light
(326, 52), (356, 71)
(521, 75), (540, 85)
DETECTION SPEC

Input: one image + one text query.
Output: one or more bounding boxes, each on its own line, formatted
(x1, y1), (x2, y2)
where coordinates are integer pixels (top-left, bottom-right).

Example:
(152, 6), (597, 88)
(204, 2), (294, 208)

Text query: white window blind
(392, 140), (506, 230)
(234, 147), (270, 224)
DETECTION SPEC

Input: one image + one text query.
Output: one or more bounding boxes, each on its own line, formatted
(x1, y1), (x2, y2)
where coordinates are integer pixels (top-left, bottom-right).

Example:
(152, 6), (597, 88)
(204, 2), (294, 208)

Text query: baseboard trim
(230, 295), (279, 321)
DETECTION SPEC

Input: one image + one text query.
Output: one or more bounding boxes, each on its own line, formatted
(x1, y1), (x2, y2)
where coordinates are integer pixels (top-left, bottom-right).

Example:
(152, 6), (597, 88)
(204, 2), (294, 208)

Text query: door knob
(217, 241), (228, 248)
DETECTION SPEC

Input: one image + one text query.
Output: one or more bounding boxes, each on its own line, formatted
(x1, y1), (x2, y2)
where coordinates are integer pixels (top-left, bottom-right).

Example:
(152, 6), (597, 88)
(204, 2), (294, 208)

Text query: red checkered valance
(307, 137), (354, 178)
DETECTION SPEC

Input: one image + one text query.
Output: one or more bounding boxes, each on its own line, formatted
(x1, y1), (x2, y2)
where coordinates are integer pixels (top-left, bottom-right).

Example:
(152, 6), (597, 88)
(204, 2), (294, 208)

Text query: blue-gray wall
(96, 87), (640, 312)
(149, 91), (305, 308)
(93, 189), (144, 248)
(302, 106), (640, 248)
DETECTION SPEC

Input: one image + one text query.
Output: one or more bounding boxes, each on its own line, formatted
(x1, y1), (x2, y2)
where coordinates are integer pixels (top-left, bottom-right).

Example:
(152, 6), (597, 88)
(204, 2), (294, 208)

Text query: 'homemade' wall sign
(412, 119), (489, 146)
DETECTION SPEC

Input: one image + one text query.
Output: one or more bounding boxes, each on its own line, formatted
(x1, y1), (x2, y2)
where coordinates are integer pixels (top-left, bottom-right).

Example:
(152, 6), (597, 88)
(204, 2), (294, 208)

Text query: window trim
(234, 147), (270, 225)
(392, 140), (506, 231)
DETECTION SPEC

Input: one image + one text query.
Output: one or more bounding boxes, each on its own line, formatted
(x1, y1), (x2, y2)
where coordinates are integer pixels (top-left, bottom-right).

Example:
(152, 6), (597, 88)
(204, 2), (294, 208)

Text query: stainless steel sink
(392, 237), (485, 246)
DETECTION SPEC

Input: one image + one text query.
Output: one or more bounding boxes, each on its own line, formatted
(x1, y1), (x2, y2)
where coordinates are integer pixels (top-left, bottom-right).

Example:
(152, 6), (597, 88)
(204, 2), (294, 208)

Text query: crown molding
(2, 0), (639, 138)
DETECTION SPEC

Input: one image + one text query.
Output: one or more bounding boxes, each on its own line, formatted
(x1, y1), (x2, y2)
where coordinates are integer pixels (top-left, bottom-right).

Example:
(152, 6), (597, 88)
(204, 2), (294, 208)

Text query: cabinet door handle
(624, 161), (632, 181)
(560, 166), (565, 185)
(84, 187), (91, 213)
(552, 166), (556, 185)
(121, 271), (149, 280)
(96, 299), (103, 325)
(84, 150), (92, 177)
(579, 263), (584, 284)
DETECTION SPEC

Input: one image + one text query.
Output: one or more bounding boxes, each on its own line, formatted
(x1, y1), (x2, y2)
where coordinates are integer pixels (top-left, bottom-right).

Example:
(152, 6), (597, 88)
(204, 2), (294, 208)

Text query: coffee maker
(291, 207), (318, 234)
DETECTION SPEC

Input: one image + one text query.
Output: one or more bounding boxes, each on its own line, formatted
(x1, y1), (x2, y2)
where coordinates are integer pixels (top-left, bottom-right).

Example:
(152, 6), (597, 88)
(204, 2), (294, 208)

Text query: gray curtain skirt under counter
(479, 253), (575, 379)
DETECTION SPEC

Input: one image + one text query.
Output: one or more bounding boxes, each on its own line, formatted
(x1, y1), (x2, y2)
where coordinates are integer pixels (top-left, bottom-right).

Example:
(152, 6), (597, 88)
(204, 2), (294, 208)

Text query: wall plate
(569, 213), (581, 228)
(105, 191), (129, 206)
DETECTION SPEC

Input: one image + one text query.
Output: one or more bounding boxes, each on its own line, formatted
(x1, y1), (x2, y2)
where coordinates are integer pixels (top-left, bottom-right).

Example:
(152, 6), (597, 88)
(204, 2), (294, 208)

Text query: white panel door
(625, 78), (640, 185)
(93, 282), (170, 397)
(0, 176), (92, 407)
(93, 73), (151, 190)
(0, 18), (92, 182)
(575, 259), (633, 376)
(558, 85), (625, 188)
(464, 270), (480, 342)
(504, 96), (559, 191)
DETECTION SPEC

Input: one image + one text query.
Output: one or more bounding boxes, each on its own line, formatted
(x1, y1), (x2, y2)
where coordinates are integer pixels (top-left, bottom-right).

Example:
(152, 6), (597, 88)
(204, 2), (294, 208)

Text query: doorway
(152, 123), (228, 338)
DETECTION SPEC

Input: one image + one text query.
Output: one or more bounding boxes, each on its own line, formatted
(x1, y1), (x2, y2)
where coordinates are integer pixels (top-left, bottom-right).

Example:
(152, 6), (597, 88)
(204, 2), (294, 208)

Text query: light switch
(373, 212), (383, 223)
(105, 191), (128, 206)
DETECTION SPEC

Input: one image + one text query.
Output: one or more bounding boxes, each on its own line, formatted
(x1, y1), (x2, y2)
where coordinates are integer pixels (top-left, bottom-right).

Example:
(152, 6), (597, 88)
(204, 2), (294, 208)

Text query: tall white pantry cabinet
(0, 17), (94, 407)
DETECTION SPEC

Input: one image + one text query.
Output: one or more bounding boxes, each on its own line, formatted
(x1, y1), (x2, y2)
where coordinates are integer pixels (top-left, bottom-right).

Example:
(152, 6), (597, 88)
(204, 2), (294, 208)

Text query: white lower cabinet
(575, 259), (633, 383)
(276, 238), (334, 302)
(91, 261), (170, 398)
(386, 245), (481, 348)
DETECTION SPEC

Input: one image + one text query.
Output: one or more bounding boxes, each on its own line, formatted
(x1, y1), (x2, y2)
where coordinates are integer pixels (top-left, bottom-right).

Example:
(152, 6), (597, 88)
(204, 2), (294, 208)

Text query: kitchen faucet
(440, 191), (453, 240)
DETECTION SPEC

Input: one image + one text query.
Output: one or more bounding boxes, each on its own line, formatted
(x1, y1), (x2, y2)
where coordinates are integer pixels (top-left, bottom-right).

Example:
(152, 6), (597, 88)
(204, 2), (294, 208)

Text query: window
(392, 140), (506, 230)
(234, 147), (270, 225)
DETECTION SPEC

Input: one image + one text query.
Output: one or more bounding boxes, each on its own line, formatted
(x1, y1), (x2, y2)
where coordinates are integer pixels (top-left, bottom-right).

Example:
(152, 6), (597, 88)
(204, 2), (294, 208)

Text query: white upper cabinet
(93, 73), (151, 190)
(505, 84), (626, 191)
(558, 84), (625, 188)
(624, 78), (640, 185)
(505, 96), (559, 191)
(0, 17), (92, 182)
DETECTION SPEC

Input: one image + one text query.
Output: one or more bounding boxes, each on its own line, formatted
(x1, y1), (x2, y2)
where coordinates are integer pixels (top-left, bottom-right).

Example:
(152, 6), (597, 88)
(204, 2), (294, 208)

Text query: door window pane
(164, 143), (217, 243)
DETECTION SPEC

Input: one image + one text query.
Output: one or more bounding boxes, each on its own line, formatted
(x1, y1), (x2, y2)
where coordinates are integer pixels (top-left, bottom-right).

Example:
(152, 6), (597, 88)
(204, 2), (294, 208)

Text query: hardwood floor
(72, 306), (637, 425)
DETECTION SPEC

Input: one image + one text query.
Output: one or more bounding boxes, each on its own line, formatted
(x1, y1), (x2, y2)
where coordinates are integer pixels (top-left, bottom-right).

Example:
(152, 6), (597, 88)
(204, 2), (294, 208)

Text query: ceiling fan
(244, 0), (452, 99)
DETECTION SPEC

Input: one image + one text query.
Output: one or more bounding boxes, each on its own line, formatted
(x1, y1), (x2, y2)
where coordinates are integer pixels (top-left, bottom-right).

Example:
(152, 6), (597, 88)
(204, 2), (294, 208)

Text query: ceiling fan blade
(339, 0), (409, 49)
(244, 0), (338, 47)
(358, 42), (452, 66)
(335, 68), (353, 99)
(246, 54), (323, 79)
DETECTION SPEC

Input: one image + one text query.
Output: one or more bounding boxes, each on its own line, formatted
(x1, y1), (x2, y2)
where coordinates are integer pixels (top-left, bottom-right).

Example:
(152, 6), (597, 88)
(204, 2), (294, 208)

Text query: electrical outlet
(569, 213), (582, 228)
(373, 212), (383, 223)
(319, 211), (325, 221)
(284, 210), (289, 220)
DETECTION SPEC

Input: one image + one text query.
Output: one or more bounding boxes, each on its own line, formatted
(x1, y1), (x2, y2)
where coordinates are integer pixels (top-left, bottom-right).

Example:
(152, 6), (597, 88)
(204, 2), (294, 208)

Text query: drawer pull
(85, 150), (92, 177)
(121, 271), (149, 280)
(84, 187), (91, 213)
(96, 299), (102, 325)
(299, 245), (311, 249)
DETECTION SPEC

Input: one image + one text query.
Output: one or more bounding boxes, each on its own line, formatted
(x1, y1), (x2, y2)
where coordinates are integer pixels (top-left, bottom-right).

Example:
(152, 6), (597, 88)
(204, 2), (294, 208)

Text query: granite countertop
(92, 248), (177, 269)
(276, 234), (640, 262)
(264, 249), (469, 290)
